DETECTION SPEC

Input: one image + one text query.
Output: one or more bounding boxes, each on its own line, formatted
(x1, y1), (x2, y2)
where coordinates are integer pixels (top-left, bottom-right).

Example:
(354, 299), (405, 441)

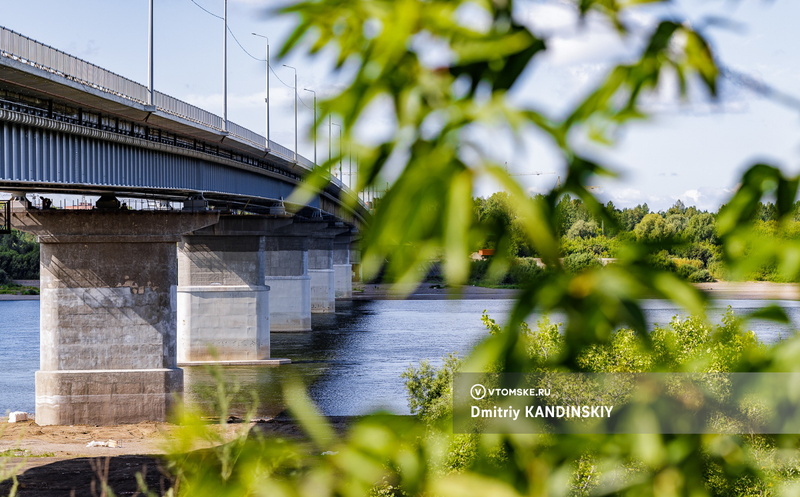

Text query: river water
(2, 298), (799, 418)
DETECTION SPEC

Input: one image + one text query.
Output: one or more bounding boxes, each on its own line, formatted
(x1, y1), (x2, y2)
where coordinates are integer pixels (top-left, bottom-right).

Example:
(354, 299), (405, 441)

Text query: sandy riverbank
(0, 416), (362, 496)
(0, 421), (175, 495)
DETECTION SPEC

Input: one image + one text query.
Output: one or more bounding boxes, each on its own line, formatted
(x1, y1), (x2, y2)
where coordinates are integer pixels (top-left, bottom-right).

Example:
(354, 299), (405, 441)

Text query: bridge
(0, 26), (369, 425)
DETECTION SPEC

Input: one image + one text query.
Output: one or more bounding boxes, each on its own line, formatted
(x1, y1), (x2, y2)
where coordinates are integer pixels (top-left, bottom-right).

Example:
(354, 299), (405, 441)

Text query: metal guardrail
(0, 26), (148, 103)
(154, 92), (224, 131)
(268, 140), (295, 162)
(0, 25), (367, 210)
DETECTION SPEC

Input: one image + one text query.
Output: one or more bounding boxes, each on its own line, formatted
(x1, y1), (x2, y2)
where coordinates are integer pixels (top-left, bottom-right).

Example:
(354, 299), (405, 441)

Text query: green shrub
(505, 258), (545, 284)
(563, 252), (601, 274)
(687, 269), (714, 282)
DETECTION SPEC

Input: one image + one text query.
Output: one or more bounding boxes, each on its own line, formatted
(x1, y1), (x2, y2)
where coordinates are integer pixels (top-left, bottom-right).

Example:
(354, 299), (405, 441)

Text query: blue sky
(2, 0), (799, 211)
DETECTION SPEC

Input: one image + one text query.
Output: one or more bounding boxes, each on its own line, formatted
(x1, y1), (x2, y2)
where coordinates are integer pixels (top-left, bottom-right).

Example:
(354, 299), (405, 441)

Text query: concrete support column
(177, 216), (291, 364)
(13, 208), (218, 426)
(334, 232), (353, 299)
(264, 231), (312, 331)
(308, 234), (336, 313)
(308, 223), (351, 313)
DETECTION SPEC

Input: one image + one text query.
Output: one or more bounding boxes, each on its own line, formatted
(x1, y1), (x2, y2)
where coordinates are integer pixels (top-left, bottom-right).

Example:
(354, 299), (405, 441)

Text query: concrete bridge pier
(334, 231), (354, 299)
(177, 216), (291, 364)
(263, 221), (321, 332)
(13, 205), (219, 426)
(309, 223), (350, 313)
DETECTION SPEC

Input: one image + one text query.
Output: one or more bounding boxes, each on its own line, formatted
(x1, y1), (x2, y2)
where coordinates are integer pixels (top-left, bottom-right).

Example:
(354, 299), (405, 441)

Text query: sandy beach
(0, 421), (176, 495)
(0, 417), (361, 496)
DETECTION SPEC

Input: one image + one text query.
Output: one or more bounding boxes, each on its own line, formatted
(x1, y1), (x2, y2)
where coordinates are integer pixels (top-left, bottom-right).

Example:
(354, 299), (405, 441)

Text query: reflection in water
(2, 299), (800, 416)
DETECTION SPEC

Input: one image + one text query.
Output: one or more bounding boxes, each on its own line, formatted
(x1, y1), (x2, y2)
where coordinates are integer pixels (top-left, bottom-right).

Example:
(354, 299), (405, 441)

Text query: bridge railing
(154, 92), (225, 131)
(0, 26), (148, 103)
(0, 25), (367, 209)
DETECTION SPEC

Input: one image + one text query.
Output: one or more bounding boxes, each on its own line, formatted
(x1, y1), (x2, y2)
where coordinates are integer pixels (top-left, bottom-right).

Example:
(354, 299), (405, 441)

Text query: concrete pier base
(177, 285), (270, 362)
(263, 223), (318, 331)
(14, 208), (219, 425)
(309, 235), (336, 313)
(334, 264), (353, 299)
(265, 275), (311, 331)
(309, 268), (335, 313)
(35, 369), (182, 425)
(309, 224), (352, 312)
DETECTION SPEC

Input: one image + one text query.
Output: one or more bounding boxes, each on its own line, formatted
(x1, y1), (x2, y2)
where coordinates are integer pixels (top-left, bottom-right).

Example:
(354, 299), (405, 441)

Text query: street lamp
(252, 33), (270, 151)
(330, 121), (341, 179)
(282, 64), (297, 163)
(222, 0), (228, 132)
(303, 88), (317, 165)
(147, 0), (154, 106)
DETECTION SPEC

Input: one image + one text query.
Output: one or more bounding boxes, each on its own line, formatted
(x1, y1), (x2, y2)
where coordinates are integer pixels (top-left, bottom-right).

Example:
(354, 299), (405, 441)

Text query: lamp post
(337, 124), (342, 180)
(252, 33), (270, 151)
(222, 0), (228, 132)
(330, 121), (341, 179)
(147, 0), (154, 106)
(283, 64), (297, 162)
(303, 88), (317, 165)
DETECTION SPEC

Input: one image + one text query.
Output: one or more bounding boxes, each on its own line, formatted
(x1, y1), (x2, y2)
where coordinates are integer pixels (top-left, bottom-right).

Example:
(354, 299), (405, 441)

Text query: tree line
(474, 193), (798, 284)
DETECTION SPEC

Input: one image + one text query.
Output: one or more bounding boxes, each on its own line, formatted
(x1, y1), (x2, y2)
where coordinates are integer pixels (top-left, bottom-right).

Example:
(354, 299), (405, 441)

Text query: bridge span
(0, 27), (367, 425)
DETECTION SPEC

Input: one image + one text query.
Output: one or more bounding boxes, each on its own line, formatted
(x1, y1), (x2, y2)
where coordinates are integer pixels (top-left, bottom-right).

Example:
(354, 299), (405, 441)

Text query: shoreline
(0, 294), (39, 301)
(353, 281), (800, 301)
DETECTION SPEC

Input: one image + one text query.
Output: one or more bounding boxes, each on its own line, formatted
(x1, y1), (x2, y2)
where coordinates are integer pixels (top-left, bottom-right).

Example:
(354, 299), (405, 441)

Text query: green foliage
(561, 235), (617, 257)
(634, 213), (676, 243)
(401, 354), (461, 423)
(0, 231), (39, 280)
(400, 309), (773, 492)
(686, 212), (718, 244)
(506, 258), (546, 285)
(566, 219), (601, 240)
(474, 192), (533, 257)
(469, 257), (546, 287)
(563, 252), (602, 274)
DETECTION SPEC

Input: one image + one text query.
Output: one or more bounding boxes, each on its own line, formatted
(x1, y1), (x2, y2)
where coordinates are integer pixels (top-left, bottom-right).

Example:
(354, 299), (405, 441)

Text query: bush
(504, 258), (545, 285)
(563, 252), (601, 274)
(673, 257), (703, 279)
(687, 269), (714, 282)
(401, 353), (461, 423)
(469, 258), (546, 287)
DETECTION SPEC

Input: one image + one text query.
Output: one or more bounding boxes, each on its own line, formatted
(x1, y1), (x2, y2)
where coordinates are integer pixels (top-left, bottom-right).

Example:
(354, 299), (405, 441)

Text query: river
(1, 298), (799, 418)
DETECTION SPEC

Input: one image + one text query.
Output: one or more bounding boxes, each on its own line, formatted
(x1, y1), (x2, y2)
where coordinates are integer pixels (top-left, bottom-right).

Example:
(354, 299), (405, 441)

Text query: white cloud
(673, 187), (734, 212)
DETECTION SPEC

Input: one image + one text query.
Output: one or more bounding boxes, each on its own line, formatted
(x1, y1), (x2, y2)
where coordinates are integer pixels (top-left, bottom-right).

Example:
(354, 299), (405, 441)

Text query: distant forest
(0, 231), (39, 282)
(473, 193), (797, 285)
